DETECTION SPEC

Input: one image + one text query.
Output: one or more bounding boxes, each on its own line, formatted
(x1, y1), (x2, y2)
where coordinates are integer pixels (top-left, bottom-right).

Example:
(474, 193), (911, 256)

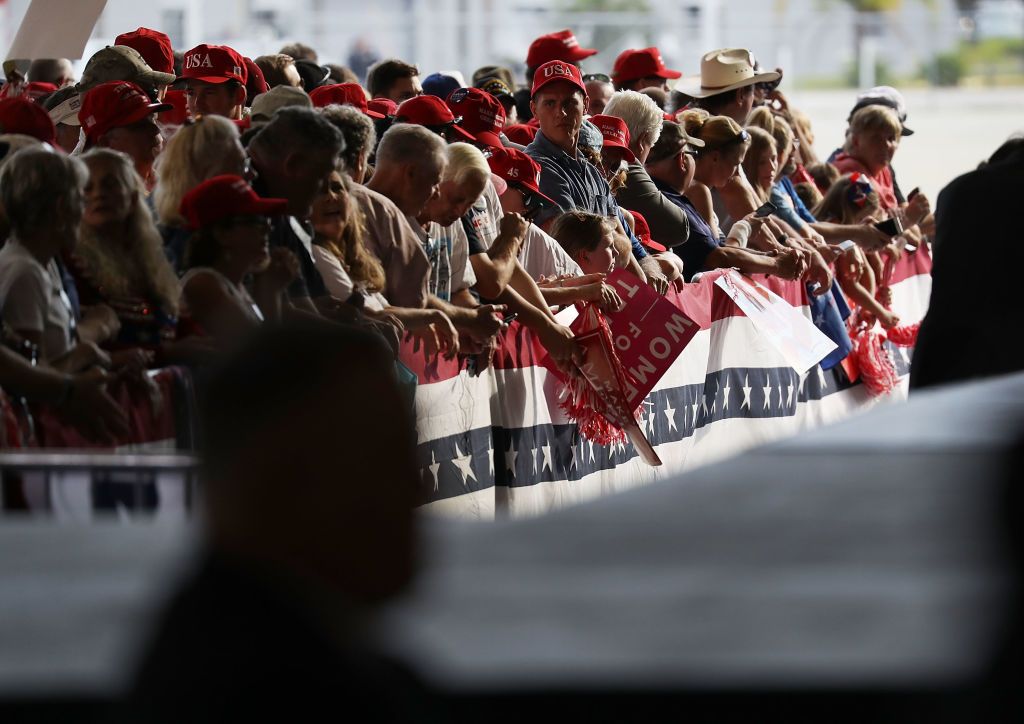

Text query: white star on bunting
(663, 401), (678, 432)
(741, 375), (752, 410)
(427, 450), (441, 492)
(541, 444), (553, 473)
(451, 442), (477, 486)
(504, 441), (518, 478)
(762, 380), (773, 410)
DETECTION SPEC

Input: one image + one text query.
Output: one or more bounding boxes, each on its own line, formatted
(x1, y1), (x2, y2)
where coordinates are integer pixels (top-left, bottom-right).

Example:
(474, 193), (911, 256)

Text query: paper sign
(571, 305), (661, 466)
(592, 269), (699, 407)
(3, 0), (107, 63)
(714, 270), (837, 375)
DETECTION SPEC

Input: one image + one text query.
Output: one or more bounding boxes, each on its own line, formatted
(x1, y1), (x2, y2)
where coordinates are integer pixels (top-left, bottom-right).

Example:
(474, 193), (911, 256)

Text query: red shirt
(831, 152), (898, 211)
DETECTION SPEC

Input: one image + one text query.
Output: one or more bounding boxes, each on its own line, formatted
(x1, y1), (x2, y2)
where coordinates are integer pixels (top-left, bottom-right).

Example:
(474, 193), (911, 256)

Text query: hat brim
(602, 139), (637, 164)
(531, 76), (586, 99)
(900, 125), (914, 136)
(473, 130), (503, 149)
(490, 173), (508, 196)
(449, 124), (477, 143)
(616, 67), (683, 84)
(516, 183), (560, 210)
(640, 237), (667, 253)
(141, 70), (178, 87)
(246, 198), (290, 216)
(184, 74), (242, 85)
(671, 69), (780, 98)
(363, 107), (386, 120)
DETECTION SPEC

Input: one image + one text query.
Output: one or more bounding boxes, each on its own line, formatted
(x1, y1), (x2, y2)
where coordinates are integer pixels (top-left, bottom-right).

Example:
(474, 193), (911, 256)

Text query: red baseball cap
(628, 210), (666, 253)
(243, 57), (269, 99)
(531, 60), (587, 99)
(445, 87), (505, 148)
(366, 98), (398, 117)
(589, 114), (637, 163)
(486, 147), (558, 208)
(526, 29), (597, 68)
(309, 83), (384, 118)
(160, 88), (190, 125)
(23, 82), (58, 102)
(612, 47), (682, 86)
(0, 97), (57, 145)
(179, 174), (288, 230)
(503, 123), (537, 146)
(115, 27), (175, 76)
(395, 95), (475, 142)
(79, 81), (172, 142)
(181, 44), (248, 85)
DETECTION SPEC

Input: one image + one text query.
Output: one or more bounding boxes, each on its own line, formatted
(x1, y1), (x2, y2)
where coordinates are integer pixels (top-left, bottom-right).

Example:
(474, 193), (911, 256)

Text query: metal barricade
(0, 451), (200, 518)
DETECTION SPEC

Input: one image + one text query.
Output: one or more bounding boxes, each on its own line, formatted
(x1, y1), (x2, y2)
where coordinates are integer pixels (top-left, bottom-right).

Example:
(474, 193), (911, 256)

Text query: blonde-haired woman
(152, 115), (249, 272)
(740, 125), (777, 204)
(70, 150), (180, 353)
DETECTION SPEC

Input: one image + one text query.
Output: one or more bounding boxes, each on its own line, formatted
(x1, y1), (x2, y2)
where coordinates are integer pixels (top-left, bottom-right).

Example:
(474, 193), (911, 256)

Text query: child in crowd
(814, 173), (901, 329)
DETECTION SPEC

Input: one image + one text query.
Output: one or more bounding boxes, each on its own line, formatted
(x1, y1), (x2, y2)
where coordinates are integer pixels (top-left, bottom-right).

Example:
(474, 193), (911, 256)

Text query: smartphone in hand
(874, 217), (904, 237)
(754, 201), (777, 217)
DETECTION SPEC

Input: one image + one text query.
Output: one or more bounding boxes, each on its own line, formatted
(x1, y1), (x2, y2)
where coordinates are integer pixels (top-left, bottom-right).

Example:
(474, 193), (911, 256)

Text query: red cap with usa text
(181, 44), (248, 85)
(531, 60), (586, 98)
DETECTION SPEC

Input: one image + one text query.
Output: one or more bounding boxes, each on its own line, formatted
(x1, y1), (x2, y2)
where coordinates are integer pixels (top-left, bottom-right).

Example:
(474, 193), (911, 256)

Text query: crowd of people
(0, 26), (942, 446)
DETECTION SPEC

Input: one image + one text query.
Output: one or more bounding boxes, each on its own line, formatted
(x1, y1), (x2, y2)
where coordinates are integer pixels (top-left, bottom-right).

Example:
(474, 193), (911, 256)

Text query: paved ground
(790, 87), (1024, 205)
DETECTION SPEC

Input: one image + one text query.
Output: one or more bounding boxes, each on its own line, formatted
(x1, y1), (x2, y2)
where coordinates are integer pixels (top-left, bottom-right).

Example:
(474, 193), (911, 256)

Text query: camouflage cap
(76, 45), (176, 94)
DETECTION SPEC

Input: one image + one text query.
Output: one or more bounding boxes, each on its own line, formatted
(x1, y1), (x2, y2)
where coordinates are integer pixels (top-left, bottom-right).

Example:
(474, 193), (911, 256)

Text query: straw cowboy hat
(673, 49), (780, 98)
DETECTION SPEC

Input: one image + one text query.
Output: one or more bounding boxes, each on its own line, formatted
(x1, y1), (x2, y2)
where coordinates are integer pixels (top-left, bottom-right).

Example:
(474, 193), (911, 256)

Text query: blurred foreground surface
(2, 372), (1023, 721)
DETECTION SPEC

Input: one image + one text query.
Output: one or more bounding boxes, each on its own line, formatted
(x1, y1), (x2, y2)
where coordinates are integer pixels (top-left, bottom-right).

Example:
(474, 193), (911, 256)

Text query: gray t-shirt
(0, 240), (74, 361)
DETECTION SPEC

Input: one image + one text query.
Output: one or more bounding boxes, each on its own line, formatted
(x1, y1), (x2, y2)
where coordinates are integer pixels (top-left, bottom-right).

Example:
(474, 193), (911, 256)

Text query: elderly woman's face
(311, 170), (351, 242)
(83, 157), (132, 229)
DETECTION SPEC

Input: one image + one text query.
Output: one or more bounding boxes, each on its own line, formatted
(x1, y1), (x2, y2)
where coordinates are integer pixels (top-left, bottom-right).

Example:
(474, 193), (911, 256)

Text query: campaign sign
(714, 270), (837, 375)
(590, 270), (699, 407)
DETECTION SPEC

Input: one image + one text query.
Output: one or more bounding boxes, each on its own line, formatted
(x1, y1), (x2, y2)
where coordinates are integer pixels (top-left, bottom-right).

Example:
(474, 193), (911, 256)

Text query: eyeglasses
(582, 73), (611, 83)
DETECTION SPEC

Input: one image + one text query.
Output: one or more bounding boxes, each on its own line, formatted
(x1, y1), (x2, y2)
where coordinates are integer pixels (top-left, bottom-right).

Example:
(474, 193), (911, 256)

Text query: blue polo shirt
(651, 177), (723, 282)
(526, 130), (647, 260)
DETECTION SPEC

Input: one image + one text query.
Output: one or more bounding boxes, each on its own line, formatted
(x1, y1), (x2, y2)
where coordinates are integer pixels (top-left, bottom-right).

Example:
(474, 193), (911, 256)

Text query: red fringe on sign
(558, 304), (642, 446)
(848, 290), (920, 398)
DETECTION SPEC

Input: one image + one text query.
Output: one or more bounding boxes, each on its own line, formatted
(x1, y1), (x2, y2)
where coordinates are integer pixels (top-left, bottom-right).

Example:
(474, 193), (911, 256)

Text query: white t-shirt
(310, 246), (388, 311)
(0, 240), (74, 361)
(519, 225), (583, 281)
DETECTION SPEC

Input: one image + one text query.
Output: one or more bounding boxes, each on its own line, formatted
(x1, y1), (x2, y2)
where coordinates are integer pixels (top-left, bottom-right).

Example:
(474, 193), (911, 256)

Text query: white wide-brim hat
(672, 49), (781, 99)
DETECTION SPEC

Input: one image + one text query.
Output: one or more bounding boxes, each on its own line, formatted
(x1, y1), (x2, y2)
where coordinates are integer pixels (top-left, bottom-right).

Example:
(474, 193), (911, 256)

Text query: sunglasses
(582, 73), (611, 83)
(704, 128), (749, 152)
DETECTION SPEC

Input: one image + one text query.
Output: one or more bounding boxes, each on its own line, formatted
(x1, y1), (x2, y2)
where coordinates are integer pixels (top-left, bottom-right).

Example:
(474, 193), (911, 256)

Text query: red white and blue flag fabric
(406, 246), (932, 519)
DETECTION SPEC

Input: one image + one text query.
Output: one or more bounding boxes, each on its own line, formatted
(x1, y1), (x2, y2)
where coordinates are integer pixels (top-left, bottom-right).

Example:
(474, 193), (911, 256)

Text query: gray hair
(318, 104), (376, 171)
(375, 123), (446, 174)
(603, 90), (664, 150)
(0, 147), (87, 234)
(248, 106), (345, 165)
